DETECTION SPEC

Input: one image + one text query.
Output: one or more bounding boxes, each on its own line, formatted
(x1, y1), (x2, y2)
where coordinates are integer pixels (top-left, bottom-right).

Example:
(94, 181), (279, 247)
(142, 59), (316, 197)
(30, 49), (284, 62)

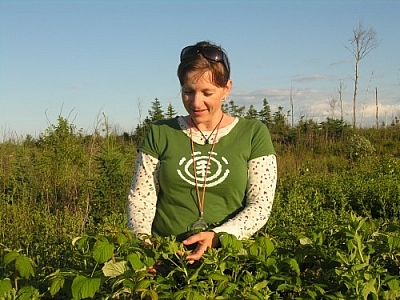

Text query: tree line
(126, 97), (399, 154)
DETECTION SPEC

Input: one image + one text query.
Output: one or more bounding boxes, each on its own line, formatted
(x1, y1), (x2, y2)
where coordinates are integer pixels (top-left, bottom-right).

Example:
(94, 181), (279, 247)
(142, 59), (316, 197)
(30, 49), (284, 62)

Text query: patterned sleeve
(212, 154), (277, 240)
(127, 151), (160, 237)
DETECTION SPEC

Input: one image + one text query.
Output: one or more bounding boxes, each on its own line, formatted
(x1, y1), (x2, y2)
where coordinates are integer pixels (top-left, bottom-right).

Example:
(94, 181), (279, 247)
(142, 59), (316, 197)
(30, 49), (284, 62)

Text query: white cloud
(329, 59), (351, 67)
(229, 87), (400, 126)
(292, 74), (333, 83)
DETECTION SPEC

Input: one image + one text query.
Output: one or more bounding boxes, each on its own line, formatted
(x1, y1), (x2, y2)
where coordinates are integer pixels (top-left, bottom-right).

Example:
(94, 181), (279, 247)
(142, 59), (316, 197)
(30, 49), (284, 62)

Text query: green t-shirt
(139, 117), (275, 240)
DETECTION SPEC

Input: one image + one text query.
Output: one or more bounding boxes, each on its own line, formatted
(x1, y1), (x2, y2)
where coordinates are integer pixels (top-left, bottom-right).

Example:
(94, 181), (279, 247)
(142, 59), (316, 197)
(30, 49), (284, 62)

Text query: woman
(127, 41), (277, 262)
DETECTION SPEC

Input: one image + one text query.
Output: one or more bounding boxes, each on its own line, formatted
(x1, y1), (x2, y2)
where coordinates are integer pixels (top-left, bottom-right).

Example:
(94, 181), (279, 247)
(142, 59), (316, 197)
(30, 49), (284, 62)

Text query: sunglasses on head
(180, 45), (230, 75)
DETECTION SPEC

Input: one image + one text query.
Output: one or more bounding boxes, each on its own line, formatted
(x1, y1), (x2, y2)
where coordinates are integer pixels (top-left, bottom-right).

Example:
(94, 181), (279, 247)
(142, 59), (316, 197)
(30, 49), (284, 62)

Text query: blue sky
(1, 0), (399, 139)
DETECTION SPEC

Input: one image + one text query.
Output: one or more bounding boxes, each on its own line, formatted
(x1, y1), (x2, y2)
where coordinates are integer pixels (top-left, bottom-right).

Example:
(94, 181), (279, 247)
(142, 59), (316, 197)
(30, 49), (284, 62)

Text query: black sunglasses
(180, 45), (230, 76)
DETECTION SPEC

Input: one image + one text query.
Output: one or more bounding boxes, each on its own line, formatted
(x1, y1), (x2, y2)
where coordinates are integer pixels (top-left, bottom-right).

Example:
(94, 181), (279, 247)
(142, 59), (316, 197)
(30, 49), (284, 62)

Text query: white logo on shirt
(177, 151), (230, 187)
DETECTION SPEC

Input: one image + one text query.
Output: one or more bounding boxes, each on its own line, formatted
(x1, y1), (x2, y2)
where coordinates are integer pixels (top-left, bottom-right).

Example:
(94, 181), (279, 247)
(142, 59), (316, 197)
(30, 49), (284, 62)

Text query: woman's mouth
(192, 109), (207, 116)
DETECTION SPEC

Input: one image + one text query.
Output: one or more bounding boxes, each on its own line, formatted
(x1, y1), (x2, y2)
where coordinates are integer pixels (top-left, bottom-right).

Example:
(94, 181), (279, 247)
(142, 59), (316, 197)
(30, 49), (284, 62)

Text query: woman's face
(181, 70), (232, 128)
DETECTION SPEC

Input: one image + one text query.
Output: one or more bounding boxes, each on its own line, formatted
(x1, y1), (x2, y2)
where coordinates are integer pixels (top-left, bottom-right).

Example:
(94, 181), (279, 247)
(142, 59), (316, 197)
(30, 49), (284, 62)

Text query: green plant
(0, 250), (39, 299)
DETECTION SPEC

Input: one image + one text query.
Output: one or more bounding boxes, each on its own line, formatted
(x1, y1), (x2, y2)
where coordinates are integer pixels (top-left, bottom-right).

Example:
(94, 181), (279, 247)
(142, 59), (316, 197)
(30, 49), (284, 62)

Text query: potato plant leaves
(71, 275), (101, 300)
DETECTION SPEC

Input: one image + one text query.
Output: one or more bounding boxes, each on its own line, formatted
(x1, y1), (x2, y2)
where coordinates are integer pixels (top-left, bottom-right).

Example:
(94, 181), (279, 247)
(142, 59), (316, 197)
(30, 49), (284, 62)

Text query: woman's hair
(177, 41), (230, 88)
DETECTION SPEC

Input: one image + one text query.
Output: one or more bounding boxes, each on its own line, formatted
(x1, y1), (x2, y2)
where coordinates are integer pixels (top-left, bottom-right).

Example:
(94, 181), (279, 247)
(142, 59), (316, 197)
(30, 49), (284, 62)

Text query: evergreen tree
(259, 98), (272, 126)
(222, 101), (229, 113)
(132, 116), (152, 147)
(226, 100), (245, 117)
(148, 98), (164, 121)
(166, 102), (177, 119)
(245, 104), (258, 119)
(272, 106), (287, 134)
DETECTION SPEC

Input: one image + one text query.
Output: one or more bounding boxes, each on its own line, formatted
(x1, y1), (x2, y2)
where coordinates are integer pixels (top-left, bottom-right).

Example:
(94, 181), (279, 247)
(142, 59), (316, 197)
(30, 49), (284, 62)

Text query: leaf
(387, 278), (400, 290)
(215, 280), (230, 294)
(220, 234), (243, 251)
(388, 236), (400, 252)
(15, 255), (35, 279)
(3, 251), (20, 266)
(168, 240), (180, 254)
(351, 262), (369, 272)
(256, 236), (275, 256)
(117, 232), (128, 246)
(72, 236), (90, 251)
(362, 278), (377, 299)
(253, 280), (269, 291)
(102, 260), (128, 277)
(336, 251), (349, 265)
(0, 279), (12, 296)
(93, 239), (114, 264)
(251, 290), (266, 300)
(284, 258), (300, 276)
(141, 289), (159, 300)
(208, 273), (229, 281)
(71, 275), (101, 300)
(16, 286), (40, 300)
(49, 275), (64, 297)
(72, 236), (83, 246)
(143, 255), (156, 267)
(276, 283), (292, 291)
(299, 237), (313, 245)
(127, 252), (145, 270)
(135, 279), (151, 291)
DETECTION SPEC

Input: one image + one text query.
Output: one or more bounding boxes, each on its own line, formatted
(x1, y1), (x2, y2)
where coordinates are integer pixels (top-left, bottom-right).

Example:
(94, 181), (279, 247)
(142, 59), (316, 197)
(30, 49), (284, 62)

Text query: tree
(148, 98), (164, 121)
(166, 102), (177, 119)
(289, 86), (298, 128)
(259, 98), (272, 126)
(336, 80), (347, 121)
(346, 21), (379, 129)
(225, 100), (245, 117)
(133, 97), (164, 147)
(328, 97), (338, 119)
(245, 104), (258, 119)
(272, 106), (287, 134)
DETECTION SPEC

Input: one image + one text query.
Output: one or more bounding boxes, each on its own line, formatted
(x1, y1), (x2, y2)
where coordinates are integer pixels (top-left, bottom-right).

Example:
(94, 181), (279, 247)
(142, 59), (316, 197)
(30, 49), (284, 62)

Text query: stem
(90, 263), (99, 278)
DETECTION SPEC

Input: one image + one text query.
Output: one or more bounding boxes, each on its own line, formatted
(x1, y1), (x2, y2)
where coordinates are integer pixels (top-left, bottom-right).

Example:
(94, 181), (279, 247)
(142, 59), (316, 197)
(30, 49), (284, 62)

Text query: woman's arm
(127, 151), (159, 237)
(212, 154), (277, 240)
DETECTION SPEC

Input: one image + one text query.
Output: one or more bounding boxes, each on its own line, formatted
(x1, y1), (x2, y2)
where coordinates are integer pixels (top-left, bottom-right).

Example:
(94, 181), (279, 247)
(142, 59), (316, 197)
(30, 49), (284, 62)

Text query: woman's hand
(182, 231), (220, 263)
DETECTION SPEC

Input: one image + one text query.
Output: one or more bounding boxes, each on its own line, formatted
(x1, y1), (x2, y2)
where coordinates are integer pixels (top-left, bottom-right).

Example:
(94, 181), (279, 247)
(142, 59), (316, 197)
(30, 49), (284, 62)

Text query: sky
(1, 0), (399, 139)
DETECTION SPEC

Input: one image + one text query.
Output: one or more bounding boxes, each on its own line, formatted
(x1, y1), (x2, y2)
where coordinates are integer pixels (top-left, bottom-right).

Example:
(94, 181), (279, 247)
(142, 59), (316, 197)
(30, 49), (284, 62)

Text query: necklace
(190, 113), (224, 144)
(188, 114), (224, 231)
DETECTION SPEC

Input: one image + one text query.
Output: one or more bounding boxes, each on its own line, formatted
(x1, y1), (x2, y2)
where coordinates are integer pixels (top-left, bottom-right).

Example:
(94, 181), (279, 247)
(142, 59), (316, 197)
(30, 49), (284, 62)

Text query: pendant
(189, 217), (208, 231)
(205, 139), (209, 144)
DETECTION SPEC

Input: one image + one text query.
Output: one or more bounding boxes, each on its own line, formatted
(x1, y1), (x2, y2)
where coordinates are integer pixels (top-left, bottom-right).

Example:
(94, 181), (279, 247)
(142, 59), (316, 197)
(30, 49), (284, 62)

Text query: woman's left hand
(182, 231), (219, 263)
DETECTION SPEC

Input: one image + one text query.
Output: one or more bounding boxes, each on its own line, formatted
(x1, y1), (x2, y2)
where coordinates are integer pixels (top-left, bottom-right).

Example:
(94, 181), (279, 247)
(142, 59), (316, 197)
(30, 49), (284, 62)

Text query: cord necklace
(189, 113), (224, 231)
(190, 113), (224, 144)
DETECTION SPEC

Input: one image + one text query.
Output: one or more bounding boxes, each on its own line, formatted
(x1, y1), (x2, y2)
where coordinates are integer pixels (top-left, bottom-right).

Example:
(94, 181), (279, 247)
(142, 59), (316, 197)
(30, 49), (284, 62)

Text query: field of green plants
(1, 109), (400, 299)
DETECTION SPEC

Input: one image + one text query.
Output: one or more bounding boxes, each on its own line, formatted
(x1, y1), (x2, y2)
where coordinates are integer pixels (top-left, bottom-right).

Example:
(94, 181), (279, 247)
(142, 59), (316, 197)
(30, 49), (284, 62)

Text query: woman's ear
(223, 79), (232, 99)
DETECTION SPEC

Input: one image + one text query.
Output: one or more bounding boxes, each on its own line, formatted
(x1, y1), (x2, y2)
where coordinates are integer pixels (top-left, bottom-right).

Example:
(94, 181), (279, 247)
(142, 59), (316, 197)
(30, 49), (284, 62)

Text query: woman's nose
(190, 93), (203, 106)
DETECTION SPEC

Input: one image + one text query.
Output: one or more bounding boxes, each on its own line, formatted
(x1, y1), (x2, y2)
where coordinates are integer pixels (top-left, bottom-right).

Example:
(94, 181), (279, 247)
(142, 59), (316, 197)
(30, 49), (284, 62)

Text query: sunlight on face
(181, 70), (231, 127)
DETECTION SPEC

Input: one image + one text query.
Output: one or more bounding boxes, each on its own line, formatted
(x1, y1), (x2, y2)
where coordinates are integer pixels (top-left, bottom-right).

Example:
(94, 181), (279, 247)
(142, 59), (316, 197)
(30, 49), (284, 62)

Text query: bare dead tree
(346, 21), (379, 129)
(328, 97), (338, 119)
(375, 87), (378, 129)
(289, 86), (298, 128)
(360, 71), (374, 127)
(336, 80), (347, 121)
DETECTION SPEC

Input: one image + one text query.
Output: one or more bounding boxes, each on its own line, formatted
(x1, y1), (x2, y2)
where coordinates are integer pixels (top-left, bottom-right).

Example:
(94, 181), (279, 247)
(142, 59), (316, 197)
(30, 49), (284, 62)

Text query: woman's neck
(190, 113), (228, 131)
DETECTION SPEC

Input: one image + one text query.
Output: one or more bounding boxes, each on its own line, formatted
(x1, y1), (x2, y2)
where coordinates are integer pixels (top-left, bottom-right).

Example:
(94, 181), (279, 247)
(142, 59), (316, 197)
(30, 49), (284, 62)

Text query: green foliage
(148, 98), (164, 121)
(0, 100), (399, 298)
(245, 104), (258, 119)
(259, 98), (272, 126)
(3, 218), (398, 299)
(346, 134), (376, 161)
(166, 102), (178, 119)
(222, 100), (245, 117)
